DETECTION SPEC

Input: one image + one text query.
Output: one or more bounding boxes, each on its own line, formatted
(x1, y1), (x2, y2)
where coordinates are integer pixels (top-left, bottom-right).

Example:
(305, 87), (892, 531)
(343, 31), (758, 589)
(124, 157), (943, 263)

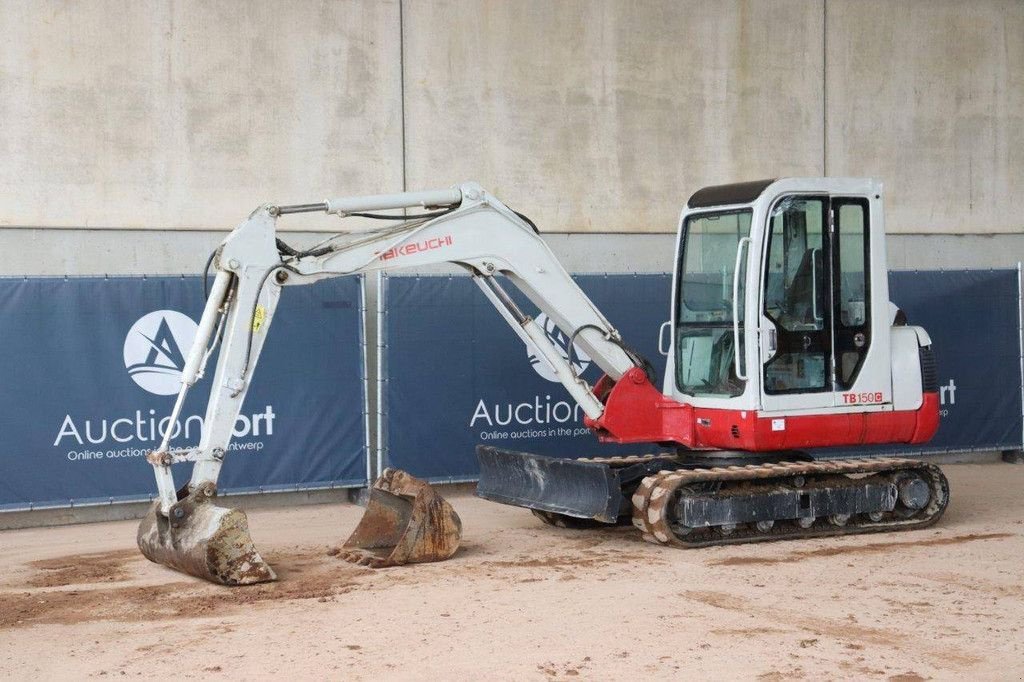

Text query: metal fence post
(359, 274), (372, 485)
(376, 271), (387, 478)
(1018, 261), (1023, 451)
(1005, 262), (1024, 463)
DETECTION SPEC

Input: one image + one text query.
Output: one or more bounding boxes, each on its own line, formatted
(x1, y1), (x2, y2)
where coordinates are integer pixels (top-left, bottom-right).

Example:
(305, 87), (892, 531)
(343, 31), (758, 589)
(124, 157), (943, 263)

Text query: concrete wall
(1, 0), (1021, 249)
(2, 229), (1022, 278)
(826, 0), (1024, 234)
(0, 0), (403, 232)
(402, 0), (824, 233)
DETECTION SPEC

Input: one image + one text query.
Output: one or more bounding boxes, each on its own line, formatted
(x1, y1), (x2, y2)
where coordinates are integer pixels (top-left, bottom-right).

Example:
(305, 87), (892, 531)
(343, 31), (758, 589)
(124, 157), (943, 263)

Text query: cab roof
(686, 179), (776, 209)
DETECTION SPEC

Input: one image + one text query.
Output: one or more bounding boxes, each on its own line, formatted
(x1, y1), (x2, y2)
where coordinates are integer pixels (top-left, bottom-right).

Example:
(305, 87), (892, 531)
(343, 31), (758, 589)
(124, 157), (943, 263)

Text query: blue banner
(880, 269), (1022, 454)
(0, 276), (368, 511)
(819, 269), (1023, 458)
(382, 270), (1023, 481)
(382, 274), (671, 480)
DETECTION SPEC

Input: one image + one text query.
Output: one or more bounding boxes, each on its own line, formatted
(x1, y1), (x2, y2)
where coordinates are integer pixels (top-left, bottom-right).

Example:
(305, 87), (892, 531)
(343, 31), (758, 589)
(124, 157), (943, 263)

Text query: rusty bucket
(338, 468), (462, 568)
(137, 483), (276, 586)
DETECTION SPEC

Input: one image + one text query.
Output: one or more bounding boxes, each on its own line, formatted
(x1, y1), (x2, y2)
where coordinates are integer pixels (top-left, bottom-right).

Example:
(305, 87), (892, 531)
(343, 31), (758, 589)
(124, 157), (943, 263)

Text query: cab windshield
(675, 209), (752, 397)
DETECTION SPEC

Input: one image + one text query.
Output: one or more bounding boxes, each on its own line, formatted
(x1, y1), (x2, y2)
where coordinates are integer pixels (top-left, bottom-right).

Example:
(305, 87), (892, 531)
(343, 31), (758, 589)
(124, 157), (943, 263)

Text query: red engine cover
(583, 367), (940, 452)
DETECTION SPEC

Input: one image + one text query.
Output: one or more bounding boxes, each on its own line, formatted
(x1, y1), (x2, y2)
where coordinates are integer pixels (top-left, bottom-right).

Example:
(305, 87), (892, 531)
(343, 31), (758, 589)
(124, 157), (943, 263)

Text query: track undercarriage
(476, 446), (949, 548)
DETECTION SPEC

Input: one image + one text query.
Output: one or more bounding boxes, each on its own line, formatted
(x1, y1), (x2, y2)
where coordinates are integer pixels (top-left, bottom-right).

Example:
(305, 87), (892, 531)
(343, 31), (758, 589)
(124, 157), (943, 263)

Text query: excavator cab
(662, 179), (939, 444)
(479, 178), (947, 547)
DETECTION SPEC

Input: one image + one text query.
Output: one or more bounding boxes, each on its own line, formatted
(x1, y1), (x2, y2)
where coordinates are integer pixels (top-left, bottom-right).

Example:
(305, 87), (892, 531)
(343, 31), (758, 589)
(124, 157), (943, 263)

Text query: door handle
(811, 247), (823, 324)
(658, 321), (671, 356)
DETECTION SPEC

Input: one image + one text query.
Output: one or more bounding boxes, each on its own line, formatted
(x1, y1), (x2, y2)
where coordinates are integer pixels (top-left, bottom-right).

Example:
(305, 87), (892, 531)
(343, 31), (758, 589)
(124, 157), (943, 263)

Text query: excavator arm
(137, 182), (648, 584)
(148, 181), (641, 513)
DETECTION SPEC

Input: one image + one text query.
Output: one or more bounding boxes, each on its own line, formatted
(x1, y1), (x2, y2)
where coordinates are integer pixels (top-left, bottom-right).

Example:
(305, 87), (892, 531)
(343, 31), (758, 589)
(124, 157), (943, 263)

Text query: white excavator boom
(137, 182), (646, 584)
(150, 181), (640, 512)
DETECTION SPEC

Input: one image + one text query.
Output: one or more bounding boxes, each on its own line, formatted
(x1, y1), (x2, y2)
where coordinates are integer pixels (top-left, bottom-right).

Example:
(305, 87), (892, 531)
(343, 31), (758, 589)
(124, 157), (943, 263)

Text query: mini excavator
(138, 178), (947, 584)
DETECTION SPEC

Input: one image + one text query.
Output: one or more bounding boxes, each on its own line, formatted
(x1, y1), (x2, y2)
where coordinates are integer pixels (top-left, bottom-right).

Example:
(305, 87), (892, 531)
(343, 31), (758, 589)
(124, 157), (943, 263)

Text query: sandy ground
(1, 464), (1023, 681)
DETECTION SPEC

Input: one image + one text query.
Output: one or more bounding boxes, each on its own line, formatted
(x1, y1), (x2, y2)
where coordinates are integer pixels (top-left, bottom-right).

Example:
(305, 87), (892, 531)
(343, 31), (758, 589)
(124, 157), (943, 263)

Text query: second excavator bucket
(137, 483), (276, 586)
(338, 468), (462, 568)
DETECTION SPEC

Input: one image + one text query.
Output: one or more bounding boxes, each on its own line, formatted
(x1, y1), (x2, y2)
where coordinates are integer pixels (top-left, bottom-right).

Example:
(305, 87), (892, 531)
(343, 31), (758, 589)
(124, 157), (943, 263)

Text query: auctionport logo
(123, 310), (198, 395)
(54, 307), (276, 459)
(527, 313), (591, 382)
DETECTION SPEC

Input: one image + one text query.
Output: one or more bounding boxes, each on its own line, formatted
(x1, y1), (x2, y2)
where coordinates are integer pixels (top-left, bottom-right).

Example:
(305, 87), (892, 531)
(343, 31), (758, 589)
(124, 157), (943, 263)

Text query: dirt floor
(1, 463), (1023, 680)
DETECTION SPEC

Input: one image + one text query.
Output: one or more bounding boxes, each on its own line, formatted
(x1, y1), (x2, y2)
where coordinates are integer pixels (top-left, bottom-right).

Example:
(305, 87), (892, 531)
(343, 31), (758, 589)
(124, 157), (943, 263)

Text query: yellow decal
(252, 305), (266, 332)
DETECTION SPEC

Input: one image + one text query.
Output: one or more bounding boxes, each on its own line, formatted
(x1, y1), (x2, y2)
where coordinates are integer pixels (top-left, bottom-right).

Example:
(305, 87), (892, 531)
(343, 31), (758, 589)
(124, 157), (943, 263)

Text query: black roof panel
(687, 178), (776, 209)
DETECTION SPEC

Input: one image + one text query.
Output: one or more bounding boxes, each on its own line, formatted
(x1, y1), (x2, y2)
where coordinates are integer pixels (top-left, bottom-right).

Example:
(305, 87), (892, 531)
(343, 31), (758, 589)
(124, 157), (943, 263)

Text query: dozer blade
(338, 468), (462, 568)
(475, 445), (624, 523)
(137, 483), (276, 586)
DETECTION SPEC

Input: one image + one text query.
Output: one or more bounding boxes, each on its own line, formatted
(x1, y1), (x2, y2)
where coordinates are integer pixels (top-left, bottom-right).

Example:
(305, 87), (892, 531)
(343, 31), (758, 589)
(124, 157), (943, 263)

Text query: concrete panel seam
(399, 0), (408, 193)
(823, 0), (828, 176)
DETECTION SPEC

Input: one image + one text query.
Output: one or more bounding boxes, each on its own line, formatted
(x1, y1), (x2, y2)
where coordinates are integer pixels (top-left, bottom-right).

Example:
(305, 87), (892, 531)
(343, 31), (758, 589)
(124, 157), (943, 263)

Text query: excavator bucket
(337, 468), (462, 568)
(137, 484), (276, 586)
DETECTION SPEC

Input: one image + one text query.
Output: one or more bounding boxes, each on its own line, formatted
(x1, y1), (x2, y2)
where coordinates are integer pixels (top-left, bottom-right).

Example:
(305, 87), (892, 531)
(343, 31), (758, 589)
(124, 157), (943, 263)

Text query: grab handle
(732, 237), (752, 381)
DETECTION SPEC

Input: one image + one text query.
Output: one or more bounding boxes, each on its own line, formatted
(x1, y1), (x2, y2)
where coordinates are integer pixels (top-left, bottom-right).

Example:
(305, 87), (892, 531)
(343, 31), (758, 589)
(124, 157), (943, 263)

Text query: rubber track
(576, 454), (667, 466)
(628, 457), (949, 548)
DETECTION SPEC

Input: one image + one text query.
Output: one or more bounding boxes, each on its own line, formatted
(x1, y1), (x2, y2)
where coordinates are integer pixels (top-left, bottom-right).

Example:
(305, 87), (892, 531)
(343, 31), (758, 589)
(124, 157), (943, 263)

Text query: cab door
(758, 195), (834, 413)
(758, 194), (877, 413)
(829, 197), (874, 404)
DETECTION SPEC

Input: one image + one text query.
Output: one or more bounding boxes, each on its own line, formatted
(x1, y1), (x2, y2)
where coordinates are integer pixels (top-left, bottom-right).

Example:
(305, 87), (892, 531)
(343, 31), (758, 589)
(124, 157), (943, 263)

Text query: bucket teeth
(339, 468), (462, 568)
(137, 487), (276, 586)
